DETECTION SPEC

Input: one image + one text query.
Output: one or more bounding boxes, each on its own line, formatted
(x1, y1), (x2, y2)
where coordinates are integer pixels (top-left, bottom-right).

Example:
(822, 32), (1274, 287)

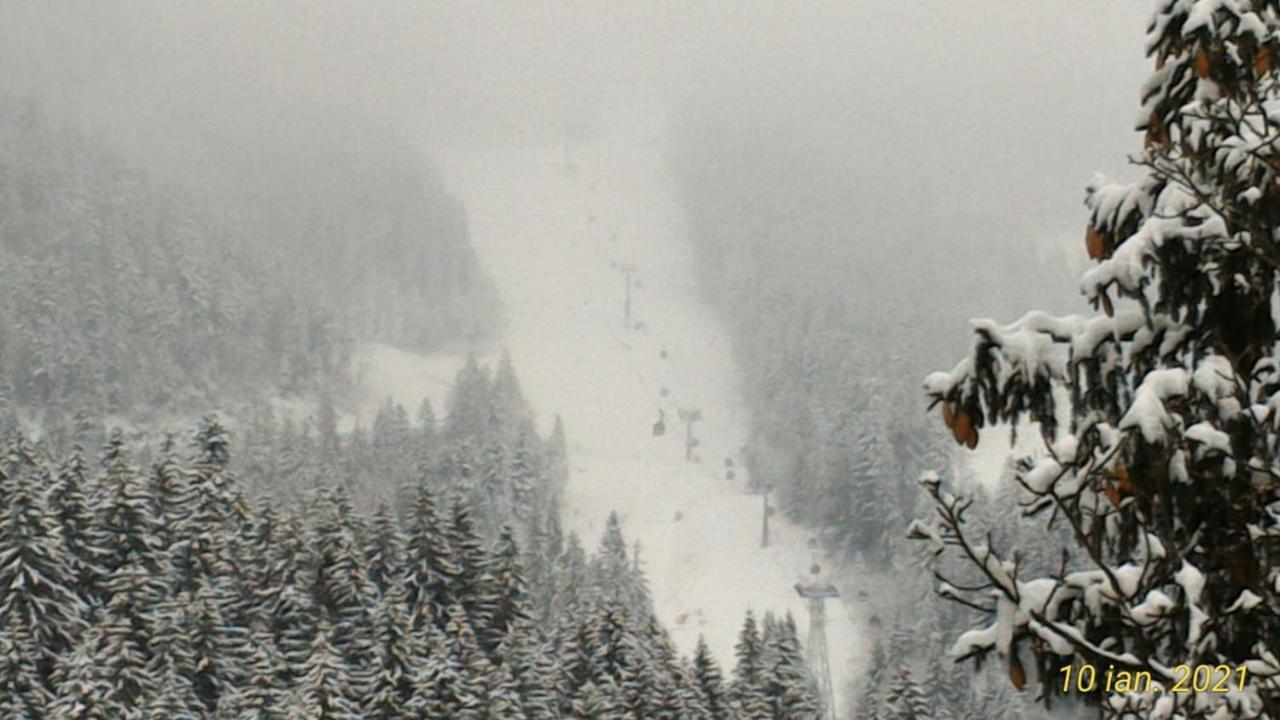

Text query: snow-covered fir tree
(914, 1), (1280, 717)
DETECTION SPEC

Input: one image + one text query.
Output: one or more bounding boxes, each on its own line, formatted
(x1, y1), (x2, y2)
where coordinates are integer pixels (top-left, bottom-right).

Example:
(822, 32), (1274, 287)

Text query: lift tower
(795, 575), (839, 719)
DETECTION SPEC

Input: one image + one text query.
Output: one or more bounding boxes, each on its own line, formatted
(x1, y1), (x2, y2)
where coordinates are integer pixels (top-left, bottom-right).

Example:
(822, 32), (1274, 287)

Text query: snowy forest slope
(0, 96), (495, 432)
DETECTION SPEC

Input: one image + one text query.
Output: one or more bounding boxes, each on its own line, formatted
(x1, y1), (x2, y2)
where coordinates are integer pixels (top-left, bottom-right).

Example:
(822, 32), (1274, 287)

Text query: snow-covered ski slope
(434, 130), (861, 708)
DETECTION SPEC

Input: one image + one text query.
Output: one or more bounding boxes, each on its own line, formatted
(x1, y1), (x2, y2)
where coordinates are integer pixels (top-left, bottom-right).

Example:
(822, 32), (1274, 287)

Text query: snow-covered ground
(432, 129), (863, 709)
(347, 342), (483, 432)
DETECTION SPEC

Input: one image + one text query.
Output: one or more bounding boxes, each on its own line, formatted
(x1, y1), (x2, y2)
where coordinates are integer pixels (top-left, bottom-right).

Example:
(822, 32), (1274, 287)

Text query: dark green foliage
(693, 636), (731, 718)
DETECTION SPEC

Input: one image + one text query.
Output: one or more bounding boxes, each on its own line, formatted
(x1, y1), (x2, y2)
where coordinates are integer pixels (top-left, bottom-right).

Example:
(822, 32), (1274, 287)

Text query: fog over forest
(2, 2), (1272, 719)
(3, 1), (1149, 295)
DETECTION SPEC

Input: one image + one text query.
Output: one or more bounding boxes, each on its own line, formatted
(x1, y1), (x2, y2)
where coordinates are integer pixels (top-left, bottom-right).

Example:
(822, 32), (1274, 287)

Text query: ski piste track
(428, 132), (863, 711)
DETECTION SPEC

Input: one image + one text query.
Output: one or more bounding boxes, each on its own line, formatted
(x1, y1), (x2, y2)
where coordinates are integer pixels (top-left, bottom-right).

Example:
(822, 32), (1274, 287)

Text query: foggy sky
(2, 1), (1152, 300)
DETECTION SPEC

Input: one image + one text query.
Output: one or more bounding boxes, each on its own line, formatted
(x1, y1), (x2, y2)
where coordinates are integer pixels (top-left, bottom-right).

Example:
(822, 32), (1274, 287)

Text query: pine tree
(445, 355), (493, 441)
(508, 420), (545, 525)
(300, 620), (363, 718)
(183, 417), (246, 587)
(96, 430), (165, 594)
(92, 610), (154, 713)
(145, 601), (198, 695)
(192, 414), (233, 485)
(490, 350), (528, 433)
(550, 532), (589, 614)
(595, 511), (648, 615)
(446, 496), (496, 640)
(522, 518), (556, 623)
(339, 425), (371, 497)
(732, 612), (771, 720)
(214, 624), (289, 720)
(47, 446), (107, 603)
(436, 603), (490, 720)
(478, 437), (512, 524)
(673, 660), (715, 720)
(49, 638), (114, 720)
(269, 569), (318, 686)
(763, 613), (823, 720)
(366, 594), (424, 719)
(184, 581), (237, 709)
(587, 605), (635, 686)
(310, 488), (379, 627)
(884, 665), (932, 720)
(846, 424), (897, 567)
(552, 603), (595, 696)
(403, 484), (459, 627)
(692, 635), (731, 719)
(403, 622), (456, 718)
(573, 678), (627, 720)
(0, 438), (87, 669)
(545, 415), (569, 498)
(149, 433), (193, 552)
(733, 611), (764, 689)
(628, 652), (682, 720)
(244, 500), (285, 612)
(417, 397), (439, 445)
(916, 2), (1280, 717)
(373, 398), (411, 452)
(365, 501), (406, 595)
(0, 629), (51, 719)
(144, 655), (204, 720)
(502, 619), (561, 720)
(486, 525), (531, 653)
(485, 662), (529, 720)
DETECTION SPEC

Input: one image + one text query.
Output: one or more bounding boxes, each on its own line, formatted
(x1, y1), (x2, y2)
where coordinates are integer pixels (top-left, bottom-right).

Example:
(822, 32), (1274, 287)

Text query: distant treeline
(0, 95), (495, 424)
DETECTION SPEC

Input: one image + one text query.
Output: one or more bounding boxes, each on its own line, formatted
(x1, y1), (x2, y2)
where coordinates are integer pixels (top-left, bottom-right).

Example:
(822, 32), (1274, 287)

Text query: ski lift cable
(582, 179), (735, 487)
(572, 159), (847, 644)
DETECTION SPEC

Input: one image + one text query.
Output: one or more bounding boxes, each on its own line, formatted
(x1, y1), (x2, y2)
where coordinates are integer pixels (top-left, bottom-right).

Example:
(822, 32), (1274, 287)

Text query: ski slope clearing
(349, 342), (482, 431)
(435, 134), (863, 708)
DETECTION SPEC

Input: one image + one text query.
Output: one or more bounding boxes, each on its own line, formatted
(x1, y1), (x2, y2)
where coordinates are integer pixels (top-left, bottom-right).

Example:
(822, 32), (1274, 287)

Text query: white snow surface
(430, 131), (862, 708)
(349, 342), (483, 432)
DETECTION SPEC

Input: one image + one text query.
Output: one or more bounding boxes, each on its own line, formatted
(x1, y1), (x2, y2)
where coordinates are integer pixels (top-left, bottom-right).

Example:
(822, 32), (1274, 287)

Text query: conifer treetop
(917, 2), (1280, 717)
